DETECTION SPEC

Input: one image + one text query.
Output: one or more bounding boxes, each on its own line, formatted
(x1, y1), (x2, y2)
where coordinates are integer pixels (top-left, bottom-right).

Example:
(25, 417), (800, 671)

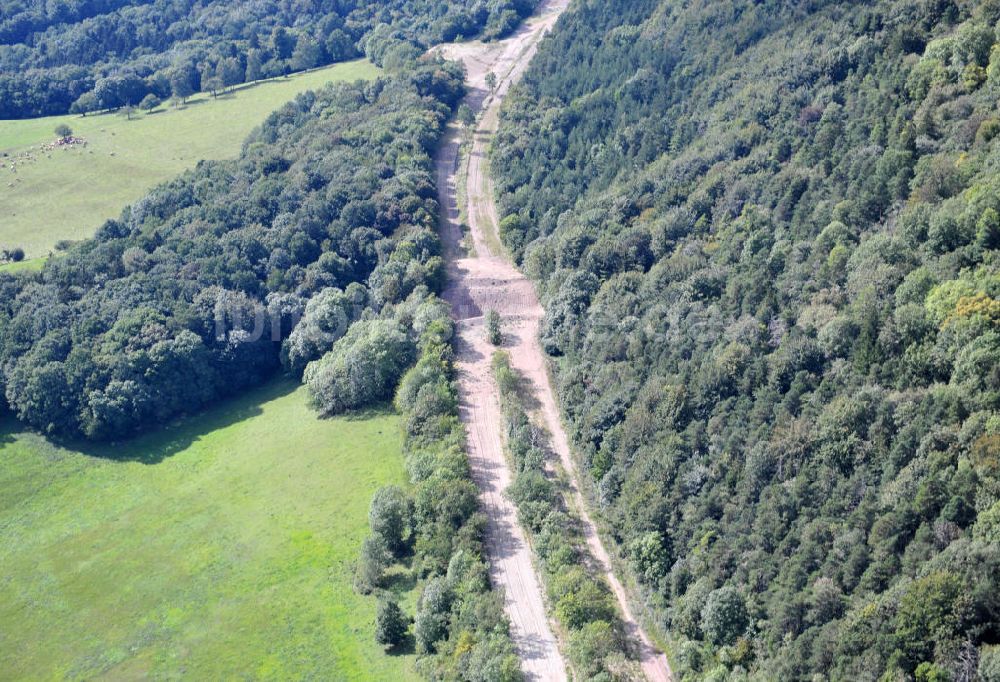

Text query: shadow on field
(68, 379), (299, 465)
(0, 416), (17, 447)
(388, 632), (416, 657)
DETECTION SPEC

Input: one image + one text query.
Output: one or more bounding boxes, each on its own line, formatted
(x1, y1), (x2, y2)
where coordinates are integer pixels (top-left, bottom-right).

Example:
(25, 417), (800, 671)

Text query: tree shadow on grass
(383, 565), (418, 595)
(322, 400), (398, 424)
(0, 416), (18, 447)
(386, 632), (416, 656)
(58, 378), (299, 465)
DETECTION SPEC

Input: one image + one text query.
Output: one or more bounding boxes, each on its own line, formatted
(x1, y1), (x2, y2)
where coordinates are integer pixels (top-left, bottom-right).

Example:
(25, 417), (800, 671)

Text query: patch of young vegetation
(0, 256), (44, 274)
(493, 0), (1000, 679)
(0, 0), (540, 119)
(0, 59), (379, 259)
(0, 380), (419, 680)
(492, 351), (637, 680)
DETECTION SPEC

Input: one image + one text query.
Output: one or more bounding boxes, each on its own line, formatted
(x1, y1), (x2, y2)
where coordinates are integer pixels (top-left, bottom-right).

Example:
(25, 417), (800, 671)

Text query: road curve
(435, 1), (675, 681)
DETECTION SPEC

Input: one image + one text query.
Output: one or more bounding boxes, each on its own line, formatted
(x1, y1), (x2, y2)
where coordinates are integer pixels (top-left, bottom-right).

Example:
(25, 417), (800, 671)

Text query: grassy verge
(0, 379), (418, 680)
(492, 351), (642, 680)
(0, 60), (379, 258)
(454, 123), (476, 257)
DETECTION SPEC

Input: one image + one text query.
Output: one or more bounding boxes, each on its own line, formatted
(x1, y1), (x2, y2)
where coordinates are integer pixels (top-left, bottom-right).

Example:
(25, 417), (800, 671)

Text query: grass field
(0, 59), (380, 259)
(0, 256), (45, 274)
(0, 380), (419, 680)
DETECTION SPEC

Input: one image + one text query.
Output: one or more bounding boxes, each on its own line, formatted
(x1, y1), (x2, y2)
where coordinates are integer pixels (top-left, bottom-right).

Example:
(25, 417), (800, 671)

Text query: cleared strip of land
(435, 2), (572, 678)
(437, 0), (673, 678)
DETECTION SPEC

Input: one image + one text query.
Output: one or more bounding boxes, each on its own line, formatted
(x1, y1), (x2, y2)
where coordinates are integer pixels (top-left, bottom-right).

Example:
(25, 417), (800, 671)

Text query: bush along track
(493, 351), (642, 680)
(353, 312), (522, 681)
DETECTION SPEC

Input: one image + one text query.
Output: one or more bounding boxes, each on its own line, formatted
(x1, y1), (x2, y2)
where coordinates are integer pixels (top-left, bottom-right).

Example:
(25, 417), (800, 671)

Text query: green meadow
(0, 59), (379, 259)
(0, 380), (418, 680)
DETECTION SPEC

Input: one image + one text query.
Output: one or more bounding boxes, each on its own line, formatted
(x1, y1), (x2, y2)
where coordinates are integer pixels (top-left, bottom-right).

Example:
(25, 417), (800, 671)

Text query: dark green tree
(375, 596), (409, 650)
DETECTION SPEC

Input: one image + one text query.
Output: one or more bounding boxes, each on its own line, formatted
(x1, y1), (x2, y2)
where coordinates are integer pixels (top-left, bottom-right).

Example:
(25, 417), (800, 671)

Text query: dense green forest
(0, 57), (464, 440)
(492, 0), (1000, 679)
(0, 0), (537, 118)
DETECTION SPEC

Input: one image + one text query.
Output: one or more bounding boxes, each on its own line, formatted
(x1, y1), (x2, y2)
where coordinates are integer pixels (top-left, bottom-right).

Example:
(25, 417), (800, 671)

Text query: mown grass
(0, 59), (380, 258)
(0, 379), (419, 680)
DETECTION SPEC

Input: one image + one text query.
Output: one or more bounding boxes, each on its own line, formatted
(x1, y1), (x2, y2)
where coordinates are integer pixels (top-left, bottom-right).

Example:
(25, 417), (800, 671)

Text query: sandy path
(435, 1), (674, 681)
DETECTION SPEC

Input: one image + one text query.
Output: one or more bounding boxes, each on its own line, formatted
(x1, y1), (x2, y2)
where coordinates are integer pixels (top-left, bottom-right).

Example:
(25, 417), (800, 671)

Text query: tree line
(492, 0), (1000, 679)
(0, 0), (539, 118)
(350, 301), (522, 680)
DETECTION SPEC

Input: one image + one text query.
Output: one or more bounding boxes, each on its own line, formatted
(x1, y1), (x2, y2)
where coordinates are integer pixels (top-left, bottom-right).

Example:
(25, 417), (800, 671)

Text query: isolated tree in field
(2, 247), (25, 263)
(485, 71), (497, 92)
(369, 485), (411, 556)
(169, 66), (195, 103)
(54, 124), (73, 139)
(485, 309), (502, 345)
(375, 596), (409, 650)
(457, 103), (475, 128)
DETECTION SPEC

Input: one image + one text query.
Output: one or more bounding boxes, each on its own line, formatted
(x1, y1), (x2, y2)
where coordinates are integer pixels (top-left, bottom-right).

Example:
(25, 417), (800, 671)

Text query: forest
(0, 0), (538, 118)
(0, 56), (464, 440)
(492, 0), (1000, 679)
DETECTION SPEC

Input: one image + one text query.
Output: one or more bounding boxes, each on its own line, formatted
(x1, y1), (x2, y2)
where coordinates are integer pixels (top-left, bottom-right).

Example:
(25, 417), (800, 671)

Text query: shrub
(569, 620), (619, 678)
(369, 485), (411, 556)
(304, 319), (415, 415)
(355, 535), (390, 594)
(415, 577), (452, 653)
(485, 309), (503, 345)
(139, 93), (160, 111)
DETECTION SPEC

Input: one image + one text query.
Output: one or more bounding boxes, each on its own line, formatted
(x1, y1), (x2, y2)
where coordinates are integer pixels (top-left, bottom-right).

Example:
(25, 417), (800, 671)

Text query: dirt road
(436, 2), (673, 680)
(435, 3), (570, 680)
